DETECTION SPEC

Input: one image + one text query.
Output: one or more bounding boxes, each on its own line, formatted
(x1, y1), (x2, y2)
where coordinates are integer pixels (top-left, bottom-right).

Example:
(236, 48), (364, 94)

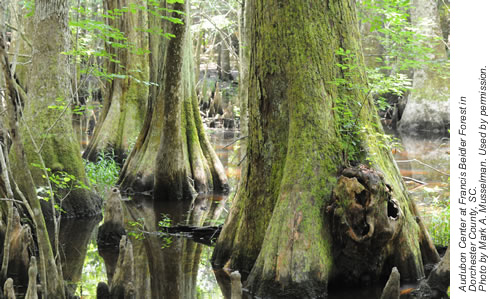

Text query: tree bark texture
(83, 0), (149, 163)
(119, 0), (228, 198)
(13, 0), (101, 218)
(1, 27), (65, 299)
(213, 1), (439, 297)
(153, 0), (189, 200)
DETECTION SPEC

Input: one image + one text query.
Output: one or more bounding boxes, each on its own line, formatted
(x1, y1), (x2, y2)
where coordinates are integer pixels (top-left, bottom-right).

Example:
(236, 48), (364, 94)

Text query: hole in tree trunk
(358, 220), (370, 236)
(387, 199), (399, 220)
(355, 190), (368, 206)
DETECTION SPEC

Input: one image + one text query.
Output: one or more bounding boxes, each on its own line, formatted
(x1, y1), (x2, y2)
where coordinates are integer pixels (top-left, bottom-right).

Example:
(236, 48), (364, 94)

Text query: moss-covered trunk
(1, 29), (65, 298)
(213, 0), (439, 297)
(13, 0), (101, 218)
(153, 0), (189, 199)
(83, 0), (149, 163)
(119, 0), (228, 197)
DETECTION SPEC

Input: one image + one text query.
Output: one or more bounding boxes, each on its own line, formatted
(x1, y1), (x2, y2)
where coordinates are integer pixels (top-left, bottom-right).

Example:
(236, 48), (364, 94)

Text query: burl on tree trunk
(327, 165), (436, 284)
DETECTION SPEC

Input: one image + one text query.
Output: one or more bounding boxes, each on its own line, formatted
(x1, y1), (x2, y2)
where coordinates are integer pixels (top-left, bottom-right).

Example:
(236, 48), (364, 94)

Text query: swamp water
(59, 129), (448, 298)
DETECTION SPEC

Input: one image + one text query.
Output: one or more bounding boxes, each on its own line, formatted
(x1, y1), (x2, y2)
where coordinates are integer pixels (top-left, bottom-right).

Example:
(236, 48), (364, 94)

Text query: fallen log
(161, 225), (222, 246)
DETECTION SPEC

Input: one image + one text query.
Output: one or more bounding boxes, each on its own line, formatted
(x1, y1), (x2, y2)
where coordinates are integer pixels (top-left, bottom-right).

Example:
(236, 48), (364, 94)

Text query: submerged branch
(222, 136), (247, 149)
(135, 225), (222, 246)
(402, 176), (427, 185)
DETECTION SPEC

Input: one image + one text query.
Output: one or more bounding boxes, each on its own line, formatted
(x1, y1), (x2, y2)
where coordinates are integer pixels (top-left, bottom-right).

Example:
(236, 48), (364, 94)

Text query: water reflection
(389, 130), (450, 227)
(73, 128), (448, 298)
(103, 193), (227, 298)
(60, 216), (102, 295)
(44, 215), (101, 297)
(390, 130), (450, 184)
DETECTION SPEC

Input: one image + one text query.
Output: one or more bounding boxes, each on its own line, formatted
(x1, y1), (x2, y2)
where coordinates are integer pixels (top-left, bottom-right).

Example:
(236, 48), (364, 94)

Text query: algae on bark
(213, 0), (439, 297)
(119, 0), (228, 198)
(83, 0), (149, 163)
(12, 0), (101, 218)
(1, 25), (65, 298)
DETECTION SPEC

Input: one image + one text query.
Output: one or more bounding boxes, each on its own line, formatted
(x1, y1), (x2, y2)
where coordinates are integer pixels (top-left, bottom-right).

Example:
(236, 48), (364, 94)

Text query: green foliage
(427, 204), (450, 247)
(31, 163), (89, 213)
(158, 213), (173, 248)
(413, 183), (450, 247)
(128, 217), (146, 240)
(84, 151), (120, 196)
(72, 103), (101, 115)
(128, 214), (173, 248)
(357, 0), (449, 110)
(330, 48), (405, 164)
(21, 0), (35, 17)
(329, 48), (367, 163)
(366, 67), (411, 110)
(65, 0), (184, 90)
(359, 0), (440, 71)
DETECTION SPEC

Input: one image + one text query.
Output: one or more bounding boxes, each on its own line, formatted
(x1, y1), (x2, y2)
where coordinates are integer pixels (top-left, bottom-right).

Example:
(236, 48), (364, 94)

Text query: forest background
(0, 0), (450, 298)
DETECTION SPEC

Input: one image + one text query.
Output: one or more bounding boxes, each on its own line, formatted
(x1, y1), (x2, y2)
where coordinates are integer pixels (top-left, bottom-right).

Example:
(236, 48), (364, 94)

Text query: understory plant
(427, 204), (450, 247)
(84, 151), (120, 196)
(412, 184), (450, 247)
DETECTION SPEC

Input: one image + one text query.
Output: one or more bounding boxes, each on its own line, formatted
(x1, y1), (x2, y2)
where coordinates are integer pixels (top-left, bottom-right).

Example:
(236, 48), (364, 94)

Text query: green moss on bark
(119, 0), (228, 197)
(214, 0), (438, 297)
(84, 0), (149, 163)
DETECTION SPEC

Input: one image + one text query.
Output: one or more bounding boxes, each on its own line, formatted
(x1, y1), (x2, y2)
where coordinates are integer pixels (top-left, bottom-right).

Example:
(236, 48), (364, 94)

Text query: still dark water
(61, 129), (449, 298)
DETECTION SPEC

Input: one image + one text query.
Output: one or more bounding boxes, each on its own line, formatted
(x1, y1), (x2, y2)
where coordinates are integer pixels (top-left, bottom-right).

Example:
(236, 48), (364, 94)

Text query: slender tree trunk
(220, 37), (233, 81)
(238, 0), (251, 159)
(195, 30), (204, 84)
(216, 32), (222, 79)
(213, 1), (439, 297)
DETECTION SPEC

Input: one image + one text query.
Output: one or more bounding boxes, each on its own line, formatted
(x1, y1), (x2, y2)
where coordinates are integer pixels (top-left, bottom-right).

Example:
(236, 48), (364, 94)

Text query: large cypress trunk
(1, 26), (65, 298)
(13, 0), (101, 218)
(118, 0), (228, 198)
(212, 0), (439, 297)
(83, 0), (149, 163)
(153, 0), (189, 199)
